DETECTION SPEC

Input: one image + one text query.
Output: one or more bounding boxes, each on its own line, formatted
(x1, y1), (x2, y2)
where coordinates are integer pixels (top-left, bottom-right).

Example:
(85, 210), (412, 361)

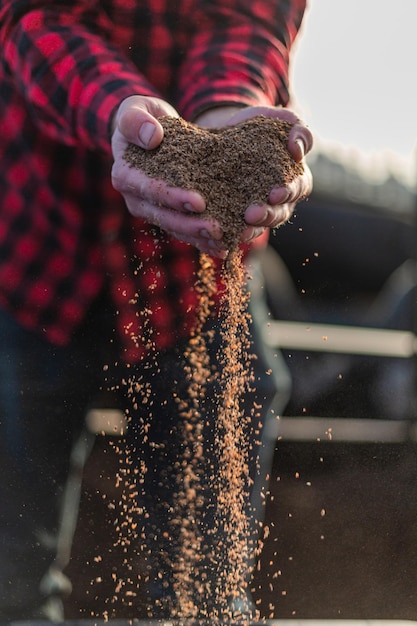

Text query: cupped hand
(194, 104), (313, 245)
(111, 95), (226, 257)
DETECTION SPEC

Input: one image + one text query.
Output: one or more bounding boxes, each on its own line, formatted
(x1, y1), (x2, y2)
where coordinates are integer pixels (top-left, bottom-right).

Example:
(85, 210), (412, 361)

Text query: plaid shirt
(0, 0), (306, 362)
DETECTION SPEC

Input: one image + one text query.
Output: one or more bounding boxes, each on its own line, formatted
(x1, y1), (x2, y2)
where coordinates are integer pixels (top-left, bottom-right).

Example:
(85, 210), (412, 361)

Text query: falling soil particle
(118, 115), (303, 621)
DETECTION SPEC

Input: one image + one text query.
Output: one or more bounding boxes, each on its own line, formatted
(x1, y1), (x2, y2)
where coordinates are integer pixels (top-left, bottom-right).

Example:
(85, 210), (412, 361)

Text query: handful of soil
(123, 115), (304, 249)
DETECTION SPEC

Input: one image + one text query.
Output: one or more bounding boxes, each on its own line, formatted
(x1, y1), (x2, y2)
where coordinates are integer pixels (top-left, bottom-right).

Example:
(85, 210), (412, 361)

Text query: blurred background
(64, 2), (417, 621)
(253, 1), (417, 619)
(292, 0), (416, 180)
(265, 0), (417, 423)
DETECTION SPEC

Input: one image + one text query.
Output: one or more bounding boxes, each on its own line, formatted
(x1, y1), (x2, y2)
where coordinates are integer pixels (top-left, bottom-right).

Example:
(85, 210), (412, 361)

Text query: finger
(246, 203), (294, 231)
(288, 123), (314, 162)
(116, 96), (178, 149)
(117, 106), (164, 149)
(268, 203), (294, 228)
(125, 196), (223, 240)
(244, 202), (288, 227)
(269, 167), (313, 206)
(141, 178), (207, 214)
(112, 162), (207, 214)
(240, 225), (267, 243)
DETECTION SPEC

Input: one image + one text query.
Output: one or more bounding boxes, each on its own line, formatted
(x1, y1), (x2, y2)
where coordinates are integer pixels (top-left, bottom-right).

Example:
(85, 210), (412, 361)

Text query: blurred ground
(63, 434), (417, 621)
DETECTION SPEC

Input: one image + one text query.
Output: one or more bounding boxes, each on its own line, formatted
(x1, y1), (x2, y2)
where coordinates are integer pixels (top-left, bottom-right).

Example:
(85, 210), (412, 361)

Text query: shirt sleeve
(0, 1), (159, 153)
(177, 0), (307, 121)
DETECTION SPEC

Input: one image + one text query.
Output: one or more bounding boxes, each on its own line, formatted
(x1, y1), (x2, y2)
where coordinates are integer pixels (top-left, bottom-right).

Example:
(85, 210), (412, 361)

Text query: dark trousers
(0, 297), (119, 621)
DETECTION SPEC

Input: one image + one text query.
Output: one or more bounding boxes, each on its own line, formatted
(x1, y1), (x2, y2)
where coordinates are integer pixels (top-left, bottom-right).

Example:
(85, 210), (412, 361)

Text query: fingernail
(183, 202), (195, 212)
(295, 138), (306, 159)
(199, 228), (211, 239)
(271, 188), (290, 204)
(139, 122), (156, 147)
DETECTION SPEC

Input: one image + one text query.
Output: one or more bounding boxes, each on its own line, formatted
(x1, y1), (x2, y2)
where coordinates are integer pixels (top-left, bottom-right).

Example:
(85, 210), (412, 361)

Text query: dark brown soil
(124, 115), (303, 248)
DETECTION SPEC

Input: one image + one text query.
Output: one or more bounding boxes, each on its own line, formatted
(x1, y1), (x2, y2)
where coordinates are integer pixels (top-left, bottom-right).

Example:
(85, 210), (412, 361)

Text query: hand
(194, 105), (313, 244)
(111, 95), (225, 257)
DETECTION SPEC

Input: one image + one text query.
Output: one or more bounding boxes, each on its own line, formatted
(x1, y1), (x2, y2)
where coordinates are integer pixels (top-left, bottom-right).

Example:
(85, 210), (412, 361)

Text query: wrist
(193, 105), (246, 128)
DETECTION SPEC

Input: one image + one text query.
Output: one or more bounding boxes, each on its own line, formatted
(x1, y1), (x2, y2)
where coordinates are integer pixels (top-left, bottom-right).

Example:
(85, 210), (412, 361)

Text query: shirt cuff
(76, 71), (160, 154)
(179, 84), (274, 124)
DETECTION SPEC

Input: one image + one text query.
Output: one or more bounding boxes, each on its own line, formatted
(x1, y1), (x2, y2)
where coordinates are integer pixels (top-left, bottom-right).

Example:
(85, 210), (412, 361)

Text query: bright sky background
(290, 0), (417, 185)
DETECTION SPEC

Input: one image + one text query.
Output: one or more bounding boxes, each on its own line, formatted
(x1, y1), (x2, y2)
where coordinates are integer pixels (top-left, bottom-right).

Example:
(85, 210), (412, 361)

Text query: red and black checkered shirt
(0, 0), (306, 362)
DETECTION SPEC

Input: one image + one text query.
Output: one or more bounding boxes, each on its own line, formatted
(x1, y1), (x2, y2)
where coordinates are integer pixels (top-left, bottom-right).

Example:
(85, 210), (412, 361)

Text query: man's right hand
(111, 95), (226, 257)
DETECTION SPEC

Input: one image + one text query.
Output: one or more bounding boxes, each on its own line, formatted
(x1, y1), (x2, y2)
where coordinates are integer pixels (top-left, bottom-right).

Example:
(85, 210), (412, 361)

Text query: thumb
(115, 96), (177, 149)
